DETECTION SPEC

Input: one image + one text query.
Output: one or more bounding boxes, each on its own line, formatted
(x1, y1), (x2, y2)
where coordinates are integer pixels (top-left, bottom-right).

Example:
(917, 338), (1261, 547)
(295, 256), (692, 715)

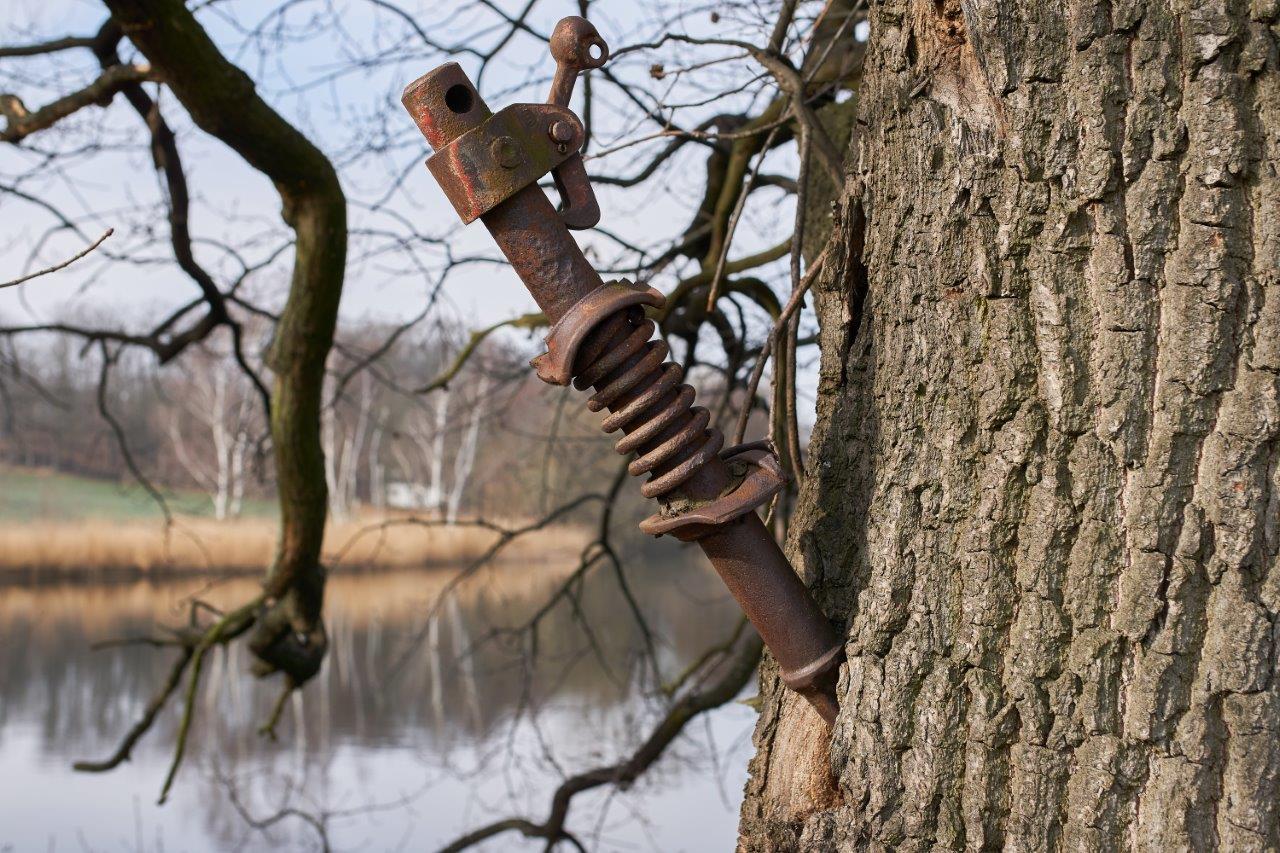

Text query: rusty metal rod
(403, 60), (842, 723)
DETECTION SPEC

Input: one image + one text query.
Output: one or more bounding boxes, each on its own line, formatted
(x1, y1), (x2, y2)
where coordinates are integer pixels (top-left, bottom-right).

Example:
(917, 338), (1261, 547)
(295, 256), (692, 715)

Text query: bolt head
(549, 121), (575, 144)
(491, 136), (521, 169)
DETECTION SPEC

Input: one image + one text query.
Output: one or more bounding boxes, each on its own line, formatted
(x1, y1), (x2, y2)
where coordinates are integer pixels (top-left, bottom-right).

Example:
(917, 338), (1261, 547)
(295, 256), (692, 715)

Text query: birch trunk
(446, 376), (488, 525)
(429, 388), (450, 517)
(741, 2), (1280, 850)
(368, 406), (387, 510)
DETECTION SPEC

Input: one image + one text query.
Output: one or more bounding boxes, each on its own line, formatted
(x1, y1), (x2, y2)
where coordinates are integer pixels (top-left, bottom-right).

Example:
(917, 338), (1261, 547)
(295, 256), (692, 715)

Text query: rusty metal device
(402, 16), (843, 722)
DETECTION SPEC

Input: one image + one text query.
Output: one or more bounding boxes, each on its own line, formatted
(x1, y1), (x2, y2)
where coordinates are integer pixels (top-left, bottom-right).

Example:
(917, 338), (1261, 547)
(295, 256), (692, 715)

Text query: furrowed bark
(742, 1), (1280, 849)
(101, 0), (346, 676)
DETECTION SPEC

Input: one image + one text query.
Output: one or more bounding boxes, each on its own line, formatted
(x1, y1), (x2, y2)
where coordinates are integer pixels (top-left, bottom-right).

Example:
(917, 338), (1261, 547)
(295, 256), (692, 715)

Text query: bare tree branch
(734, 243), (831, 446)
(0, 35), (98, 58)
(438, 632), (765, 852)
(0, 228), (112, 288)
(0, 64), (156, 143)
(416, 312), (546, 394)
(73, 647), (194, 772)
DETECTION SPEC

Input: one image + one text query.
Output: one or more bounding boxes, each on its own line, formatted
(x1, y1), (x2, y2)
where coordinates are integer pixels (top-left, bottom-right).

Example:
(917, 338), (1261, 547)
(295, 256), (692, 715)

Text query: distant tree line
(0, 314), (623, 522)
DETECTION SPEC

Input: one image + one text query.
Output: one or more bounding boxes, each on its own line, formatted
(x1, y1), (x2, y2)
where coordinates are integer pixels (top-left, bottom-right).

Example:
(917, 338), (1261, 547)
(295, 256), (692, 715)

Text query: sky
(0, 0), (817, 409)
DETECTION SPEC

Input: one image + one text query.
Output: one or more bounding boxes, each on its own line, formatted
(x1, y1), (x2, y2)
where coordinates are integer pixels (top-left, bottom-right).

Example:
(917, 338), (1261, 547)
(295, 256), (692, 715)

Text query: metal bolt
(548, 121), (574, 144)
(491, 136), (521, 169)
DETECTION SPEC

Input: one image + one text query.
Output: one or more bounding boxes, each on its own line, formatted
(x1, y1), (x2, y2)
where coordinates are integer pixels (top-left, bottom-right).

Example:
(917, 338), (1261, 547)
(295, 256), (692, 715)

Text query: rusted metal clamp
(426, 102), (585, 224)
(404, 16), (605, 231)
(531, 280), (666, 385)
(639, 444), (786, 541)
(402, 16), (845, 724)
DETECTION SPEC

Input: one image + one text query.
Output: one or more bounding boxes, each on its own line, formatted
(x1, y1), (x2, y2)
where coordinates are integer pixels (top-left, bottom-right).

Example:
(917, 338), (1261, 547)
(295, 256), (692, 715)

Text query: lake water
(0, 553), (756, 851)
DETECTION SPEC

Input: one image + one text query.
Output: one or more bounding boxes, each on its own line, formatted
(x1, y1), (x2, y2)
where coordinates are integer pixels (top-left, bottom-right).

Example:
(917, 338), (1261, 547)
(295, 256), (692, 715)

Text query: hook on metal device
(545, 15), (608, 229)
(401, 17), (844, 723)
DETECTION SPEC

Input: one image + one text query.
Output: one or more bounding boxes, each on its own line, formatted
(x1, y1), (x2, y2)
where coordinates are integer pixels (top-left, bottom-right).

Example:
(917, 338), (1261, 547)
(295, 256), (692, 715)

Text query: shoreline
(0, 513), (589, 585)
(0, 552), (575, 587)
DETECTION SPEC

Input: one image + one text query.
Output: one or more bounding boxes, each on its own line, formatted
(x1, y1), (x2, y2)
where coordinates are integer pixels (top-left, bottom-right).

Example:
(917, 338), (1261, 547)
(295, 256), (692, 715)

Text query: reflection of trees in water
(0, 551), (741, 841)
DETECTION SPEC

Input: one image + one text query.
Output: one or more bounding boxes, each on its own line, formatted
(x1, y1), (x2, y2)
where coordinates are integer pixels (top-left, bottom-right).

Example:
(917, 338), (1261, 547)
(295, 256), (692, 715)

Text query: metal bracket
(426, 102), (584, 224)
(530, 280), (666, 385)
(639, 444), (786, 541)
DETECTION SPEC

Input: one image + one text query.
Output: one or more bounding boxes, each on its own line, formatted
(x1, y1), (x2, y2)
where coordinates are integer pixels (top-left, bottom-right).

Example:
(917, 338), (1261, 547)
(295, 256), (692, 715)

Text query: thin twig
(704, 127), (782, 313)
(417, 312), (546, 394)
(734, 243), (832, 446)
(74, 646), (195, 772)
(661, 616), (750, 697)
(157, 596), (263, 803)
(784, 129), (814, 486)
(258, 682), (295, 741)
(0, 228), (113, 288)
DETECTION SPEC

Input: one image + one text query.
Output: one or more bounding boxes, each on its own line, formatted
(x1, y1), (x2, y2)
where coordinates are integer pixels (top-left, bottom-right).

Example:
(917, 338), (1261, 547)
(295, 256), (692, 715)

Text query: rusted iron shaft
(403, 57), (842, 723)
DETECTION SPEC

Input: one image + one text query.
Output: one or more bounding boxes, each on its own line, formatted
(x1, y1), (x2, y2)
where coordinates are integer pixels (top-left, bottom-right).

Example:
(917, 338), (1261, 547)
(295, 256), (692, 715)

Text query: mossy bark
(742, 1), (1280, 849)
(102, 0), (345, 677)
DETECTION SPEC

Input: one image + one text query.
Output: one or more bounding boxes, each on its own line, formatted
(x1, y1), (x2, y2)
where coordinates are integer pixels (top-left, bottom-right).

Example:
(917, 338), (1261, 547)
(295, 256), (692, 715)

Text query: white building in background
(385, 481), (437, 510)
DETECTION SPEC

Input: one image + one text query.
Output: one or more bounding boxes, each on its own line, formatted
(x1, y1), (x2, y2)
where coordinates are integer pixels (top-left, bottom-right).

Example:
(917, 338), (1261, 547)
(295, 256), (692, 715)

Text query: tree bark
(741, 1), (1280, 850)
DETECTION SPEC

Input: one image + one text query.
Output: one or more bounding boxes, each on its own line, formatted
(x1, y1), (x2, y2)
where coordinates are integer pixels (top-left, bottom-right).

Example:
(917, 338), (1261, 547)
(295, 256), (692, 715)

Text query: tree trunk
(446, 375), (488, 525)
(104, 0), (346, 680)
(741, 1), (1280, 850)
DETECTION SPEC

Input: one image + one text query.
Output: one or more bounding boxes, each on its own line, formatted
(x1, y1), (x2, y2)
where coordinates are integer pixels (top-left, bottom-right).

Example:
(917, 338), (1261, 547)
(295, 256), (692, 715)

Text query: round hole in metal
(444, 84), (473, 114)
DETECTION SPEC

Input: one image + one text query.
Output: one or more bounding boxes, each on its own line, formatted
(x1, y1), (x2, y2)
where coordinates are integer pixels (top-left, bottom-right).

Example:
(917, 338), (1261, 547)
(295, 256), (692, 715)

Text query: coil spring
(571, 307), (724, 499)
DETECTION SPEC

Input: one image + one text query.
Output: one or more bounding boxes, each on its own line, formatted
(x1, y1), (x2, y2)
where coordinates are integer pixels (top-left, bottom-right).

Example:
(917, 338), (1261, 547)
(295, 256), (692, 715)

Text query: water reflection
(0, 553), (757, 851)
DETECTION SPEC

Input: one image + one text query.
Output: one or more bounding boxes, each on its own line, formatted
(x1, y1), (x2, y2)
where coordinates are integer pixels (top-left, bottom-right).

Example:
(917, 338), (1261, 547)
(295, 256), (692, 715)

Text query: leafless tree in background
(167, 341), (260, 520)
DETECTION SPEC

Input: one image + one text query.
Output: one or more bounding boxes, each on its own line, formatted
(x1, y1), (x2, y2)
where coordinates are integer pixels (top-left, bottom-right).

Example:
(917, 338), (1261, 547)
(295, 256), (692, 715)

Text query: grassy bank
(0, 465), (275, 521)
(0, 467), (587, 580)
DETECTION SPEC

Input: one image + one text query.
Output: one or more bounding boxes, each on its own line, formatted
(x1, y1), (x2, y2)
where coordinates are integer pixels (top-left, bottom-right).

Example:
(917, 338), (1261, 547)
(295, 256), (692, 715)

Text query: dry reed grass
(0, 511), (589, 578)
